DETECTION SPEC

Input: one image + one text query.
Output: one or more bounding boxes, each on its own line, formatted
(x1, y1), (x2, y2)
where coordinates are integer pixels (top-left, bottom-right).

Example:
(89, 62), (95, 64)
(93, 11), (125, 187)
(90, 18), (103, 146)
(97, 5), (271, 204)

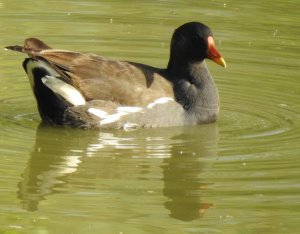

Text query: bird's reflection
(18, 123), (218, 221)
(17, 124), (99, 211)
(162, 124), (218, 221)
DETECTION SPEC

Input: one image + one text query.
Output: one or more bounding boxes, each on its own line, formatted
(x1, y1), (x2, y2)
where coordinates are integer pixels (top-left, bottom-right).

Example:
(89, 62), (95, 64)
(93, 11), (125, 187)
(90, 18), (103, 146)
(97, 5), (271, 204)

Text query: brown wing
(21, 38), (174, 106)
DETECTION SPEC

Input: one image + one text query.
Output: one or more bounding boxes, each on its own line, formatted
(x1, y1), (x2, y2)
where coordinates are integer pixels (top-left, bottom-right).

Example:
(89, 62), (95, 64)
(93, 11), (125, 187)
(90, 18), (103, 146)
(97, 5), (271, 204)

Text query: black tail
(23, 58), (71, 125)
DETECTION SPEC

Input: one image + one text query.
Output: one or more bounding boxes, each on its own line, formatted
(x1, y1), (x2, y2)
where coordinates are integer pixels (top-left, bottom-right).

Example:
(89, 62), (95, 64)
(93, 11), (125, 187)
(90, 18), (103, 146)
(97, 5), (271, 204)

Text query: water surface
(0, 0), (299, 233)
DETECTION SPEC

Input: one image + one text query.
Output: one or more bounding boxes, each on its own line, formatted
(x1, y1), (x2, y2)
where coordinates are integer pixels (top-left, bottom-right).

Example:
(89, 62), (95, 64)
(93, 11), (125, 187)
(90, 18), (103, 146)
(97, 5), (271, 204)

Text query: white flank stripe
(42, 75), (86, 106)
(117, 106), (143, 113)
(99, 106), (142, 126)
(88, 108), (108, 119)
(88, 105), (143, 126)
(147, 97), (174, 109)
(100, 112), (127, 125)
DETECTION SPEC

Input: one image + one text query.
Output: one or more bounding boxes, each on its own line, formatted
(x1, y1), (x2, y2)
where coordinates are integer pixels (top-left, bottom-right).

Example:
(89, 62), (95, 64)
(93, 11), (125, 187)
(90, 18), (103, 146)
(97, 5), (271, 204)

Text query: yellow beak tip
(219, 57), (227, 68)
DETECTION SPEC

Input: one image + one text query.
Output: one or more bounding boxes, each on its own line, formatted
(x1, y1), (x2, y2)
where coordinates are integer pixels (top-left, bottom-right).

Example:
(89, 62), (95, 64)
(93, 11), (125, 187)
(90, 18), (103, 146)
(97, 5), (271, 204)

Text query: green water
(0, 1), (299, 233)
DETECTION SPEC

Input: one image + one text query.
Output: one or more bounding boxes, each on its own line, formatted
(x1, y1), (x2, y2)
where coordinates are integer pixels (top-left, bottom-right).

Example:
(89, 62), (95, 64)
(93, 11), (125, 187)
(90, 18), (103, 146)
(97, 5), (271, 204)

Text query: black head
(168, 22), (226, 69)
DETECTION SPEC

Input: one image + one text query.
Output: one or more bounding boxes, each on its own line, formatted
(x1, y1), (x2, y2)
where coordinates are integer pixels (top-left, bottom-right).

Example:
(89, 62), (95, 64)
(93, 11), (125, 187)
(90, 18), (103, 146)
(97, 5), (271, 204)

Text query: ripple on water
(0, 95), (38, 155)
(218, 72), (300, 157)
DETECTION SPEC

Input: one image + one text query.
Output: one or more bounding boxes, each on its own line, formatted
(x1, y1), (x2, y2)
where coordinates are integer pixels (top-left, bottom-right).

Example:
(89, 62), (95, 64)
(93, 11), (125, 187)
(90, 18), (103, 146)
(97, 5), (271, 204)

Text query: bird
(5, 22), (226, 130)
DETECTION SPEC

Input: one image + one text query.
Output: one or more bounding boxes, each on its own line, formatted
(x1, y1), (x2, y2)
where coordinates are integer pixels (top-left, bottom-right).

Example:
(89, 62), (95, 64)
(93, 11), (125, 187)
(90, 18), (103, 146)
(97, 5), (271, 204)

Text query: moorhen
(5, 22), (226, 130)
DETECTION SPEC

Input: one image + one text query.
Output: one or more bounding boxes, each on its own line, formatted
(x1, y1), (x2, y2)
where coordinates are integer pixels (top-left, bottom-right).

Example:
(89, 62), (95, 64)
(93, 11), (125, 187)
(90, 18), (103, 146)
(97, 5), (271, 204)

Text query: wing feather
(7, 38), (174, 106)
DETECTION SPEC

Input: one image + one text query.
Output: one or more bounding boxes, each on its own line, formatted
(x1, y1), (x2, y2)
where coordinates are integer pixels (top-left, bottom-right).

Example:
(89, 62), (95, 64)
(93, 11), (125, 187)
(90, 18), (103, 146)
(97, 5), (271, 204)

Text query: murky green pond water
(0, 0), (299, 233)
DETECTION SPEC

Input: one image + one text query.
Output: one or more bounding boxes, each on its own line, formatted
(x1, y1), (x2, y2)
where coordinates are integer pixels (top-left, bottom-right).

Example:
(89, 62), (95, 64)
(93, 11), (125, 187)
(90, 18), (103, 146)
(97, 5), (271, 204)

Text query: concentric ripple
(212, 52), (300, 154)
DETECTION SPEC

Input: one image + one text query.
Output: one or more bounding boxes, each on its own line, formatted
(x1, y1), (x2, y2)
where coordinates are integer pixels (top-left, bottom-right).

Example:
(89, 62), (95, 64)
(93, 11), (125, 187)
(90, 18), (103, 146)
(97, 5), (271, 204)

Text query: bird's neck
(167, 54), (190, 75)
(167, 60), (219, 123)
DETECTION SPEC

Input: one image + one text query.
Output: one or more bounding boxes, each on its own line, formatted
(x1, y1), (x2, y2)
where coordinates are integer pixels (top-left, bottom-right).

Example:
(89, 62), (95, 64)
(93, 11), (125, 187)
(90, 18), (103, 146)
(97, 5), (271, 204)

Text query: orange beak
(207, 36), (226, 68)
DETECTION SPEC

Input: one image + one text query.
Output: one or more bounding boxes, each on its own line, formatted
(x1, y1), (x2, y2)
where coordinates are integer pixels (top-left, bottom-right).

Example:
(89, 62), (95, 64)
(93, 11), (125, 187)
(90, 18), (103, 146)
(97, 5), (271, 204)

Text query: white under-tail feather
(25, 59), (85, 106)
(41, 75), (86, 106)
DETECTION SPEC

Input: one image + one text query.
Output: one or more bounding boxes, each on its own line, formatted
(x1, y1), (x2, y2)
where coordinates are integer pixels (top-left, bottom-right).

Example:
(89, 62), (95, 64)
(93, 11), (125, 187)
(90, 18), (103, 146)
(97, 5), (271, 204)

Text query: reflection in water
(18, 124), (218, 221)
(18, 124), (99, 211)
(163, 125), (218, 221)
(163, 156), (214, 221)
